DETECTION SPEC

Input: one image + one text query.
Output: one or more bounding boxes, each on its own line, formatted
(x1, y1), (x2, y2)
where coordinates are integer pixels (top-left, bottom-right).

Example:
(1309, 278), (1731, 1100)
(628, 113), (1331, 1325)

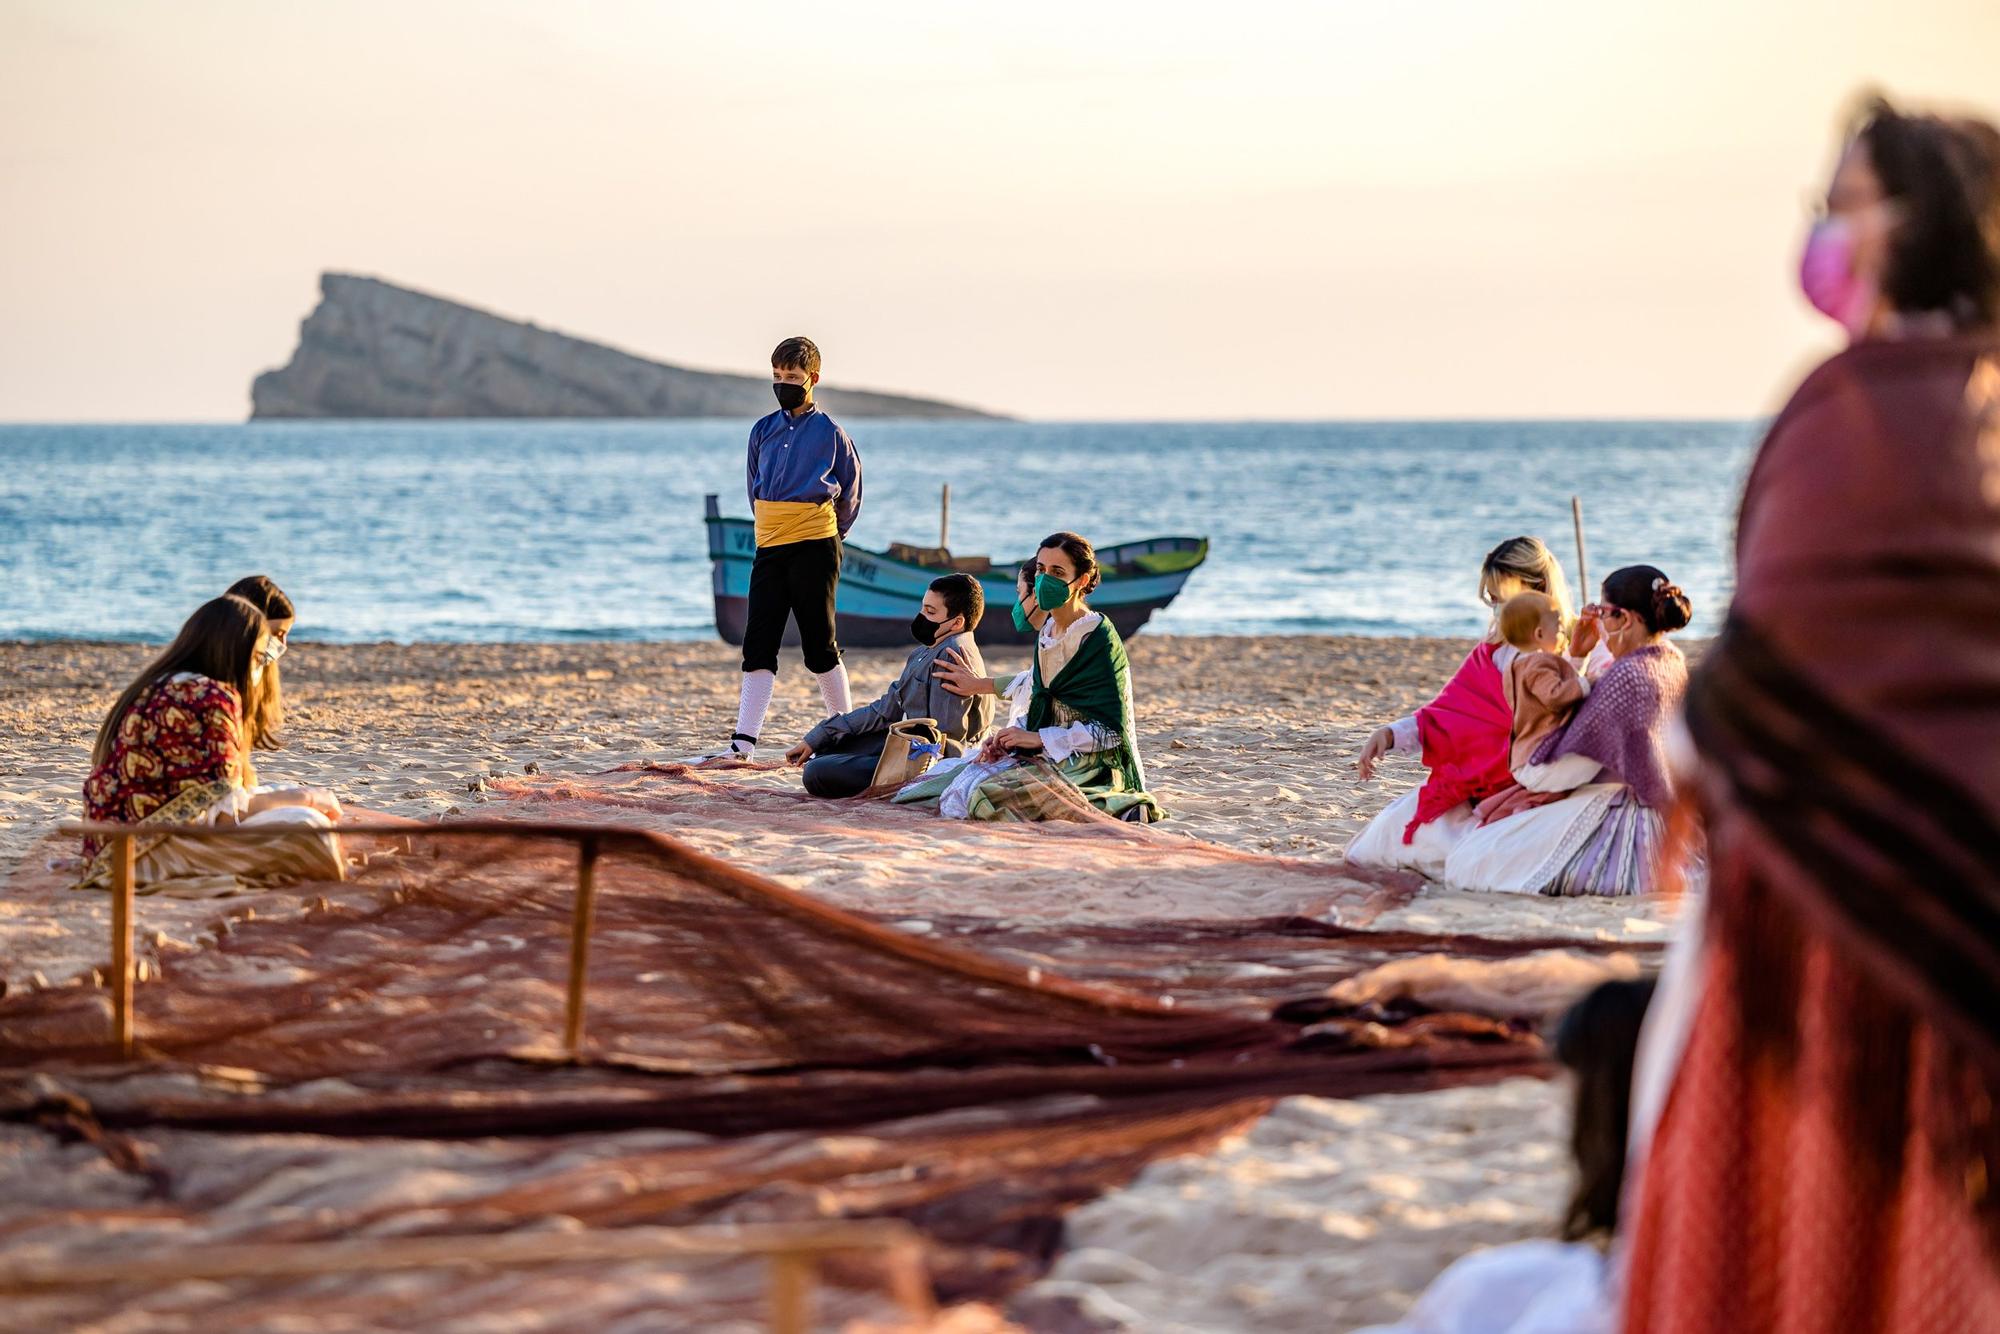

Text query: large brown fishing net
(0, 770), (1644, 1329)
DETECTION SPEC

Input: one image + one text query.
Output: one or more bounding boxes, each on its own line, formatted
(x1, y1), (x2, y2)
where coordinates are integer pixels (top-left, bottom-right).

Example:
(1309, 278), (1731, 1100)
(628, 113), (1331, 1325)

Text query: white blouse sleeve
(199, 785), (253, 825)
(1040, 719), (1122, 763)
(1001, 671), (1035, 727)
(1388, 714), (1421, 754)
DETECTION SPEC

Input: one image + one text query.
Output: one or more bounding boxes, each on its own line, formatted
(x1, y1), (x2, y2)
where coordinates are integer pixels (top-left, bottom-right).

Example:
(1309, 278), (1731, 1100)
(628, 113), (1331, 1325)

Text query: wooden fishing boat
(705, 493), (1208, 648)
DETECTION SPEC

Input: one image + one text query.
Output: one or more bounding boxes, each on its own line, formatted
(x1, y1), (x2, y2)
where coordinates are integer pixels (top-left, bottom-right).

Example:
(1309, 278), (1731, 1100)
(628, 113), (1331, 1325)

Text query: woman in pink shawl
(1347, 536), (1603, 878)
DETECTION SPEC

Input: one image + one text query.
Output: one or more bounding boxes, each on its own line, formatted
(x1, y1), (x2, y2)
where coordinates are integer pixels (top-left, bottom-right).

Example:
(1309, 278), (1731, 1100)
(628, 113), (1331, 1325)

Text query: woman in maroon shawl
(1349, 536), (1600, 878)
(1622, 99), (2000, 1332)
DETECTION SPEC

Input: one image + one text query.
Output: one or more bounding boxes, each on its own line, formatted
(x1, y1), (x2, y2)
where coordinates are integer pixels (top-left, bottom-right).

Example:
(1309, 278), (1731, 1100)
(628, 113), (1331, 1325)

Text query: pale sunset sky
(3, 0), (1997, 421)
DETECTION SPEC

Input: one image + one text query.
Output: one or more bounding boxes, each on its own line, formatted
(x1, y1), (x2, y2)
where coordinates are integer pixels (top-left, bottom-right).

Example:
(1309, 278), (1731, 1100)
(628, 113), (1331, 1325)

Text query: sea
(0, 420), (1760, 644)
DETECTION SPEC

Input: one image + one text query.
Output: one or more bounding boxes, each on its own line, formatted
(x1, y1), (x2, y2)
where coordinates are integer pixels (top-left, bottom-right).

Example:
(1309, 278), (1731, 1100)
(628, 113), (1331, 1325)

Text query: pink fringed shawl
(1405, 642), (1514, 843)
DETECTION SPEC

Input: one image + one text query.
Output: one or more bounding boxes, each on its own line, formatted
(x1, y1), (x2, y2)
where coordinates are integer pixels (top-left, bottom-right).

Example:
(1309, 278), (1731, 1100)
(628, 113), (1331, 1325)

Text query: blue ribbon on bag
(908, 740), (943, 761)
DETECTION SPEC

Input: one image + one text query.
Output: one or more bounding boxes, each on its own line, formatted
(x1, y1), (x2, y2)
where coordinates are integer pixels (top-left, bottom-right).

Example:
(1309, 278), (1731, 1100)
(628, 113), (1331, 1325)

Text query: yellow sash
(754, 499), (838, 548)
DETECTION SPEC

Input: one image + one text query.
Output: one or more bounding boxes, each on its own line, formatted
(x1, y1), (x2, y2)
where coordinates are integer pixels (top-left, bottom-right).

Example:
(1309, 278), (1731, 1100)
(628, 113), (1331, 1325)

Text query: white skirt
(1440, 782), (1622, 895)
(1343, 788), (1479, 881)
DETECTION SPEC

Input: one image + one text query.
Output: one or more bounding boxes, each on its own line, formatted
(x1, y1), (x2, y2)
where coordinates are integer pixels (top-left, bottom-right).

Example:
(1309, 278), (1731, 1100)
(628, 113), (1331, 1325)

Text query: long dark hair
(1602, 565), (1692, 635)
(1853, 97), (2000, 330)
(92, 596), (268, 767)
(225, 576), (291, 750)
(1554, 976), (1658, 1241)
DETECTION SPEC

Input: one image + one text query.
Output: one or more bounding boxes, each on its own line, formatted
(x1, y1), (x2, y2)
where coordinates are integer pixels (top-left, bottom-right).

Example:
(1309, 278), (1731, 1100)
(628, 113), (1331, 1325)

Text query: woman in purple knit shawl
(1442, 565), (1693, 897)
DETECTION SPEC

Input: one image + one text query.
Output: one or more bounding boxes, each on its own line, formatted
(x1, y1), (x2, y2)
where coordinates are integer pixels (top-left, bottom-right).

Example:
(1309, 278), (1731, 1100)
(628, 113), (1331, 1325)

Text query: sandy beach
(0, 635), (1675, 1330)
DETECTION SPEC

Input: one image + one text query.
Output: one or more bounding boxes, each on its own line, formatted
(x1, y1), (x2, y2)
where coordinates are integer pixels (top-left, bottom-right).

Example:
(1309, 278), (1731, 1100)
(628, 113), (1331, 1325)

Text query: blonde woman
(1347, 537), (1605, 878)
(81, 595), (343, 894)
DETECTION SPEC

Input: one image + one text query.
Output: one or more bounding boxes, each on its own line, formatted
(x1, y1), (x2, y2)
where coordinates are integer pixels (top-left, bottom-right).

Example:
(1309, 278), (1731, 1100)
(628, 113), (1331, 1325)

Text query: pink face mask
(1799, 217), (1878, 336)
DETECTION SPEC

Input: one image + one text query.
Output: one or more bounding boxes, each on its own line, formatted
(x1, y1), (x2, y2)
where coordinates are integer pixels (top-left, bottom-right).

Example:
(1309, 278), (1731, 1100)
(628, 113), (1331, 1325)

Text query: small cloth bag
(871, 718), (946, 790)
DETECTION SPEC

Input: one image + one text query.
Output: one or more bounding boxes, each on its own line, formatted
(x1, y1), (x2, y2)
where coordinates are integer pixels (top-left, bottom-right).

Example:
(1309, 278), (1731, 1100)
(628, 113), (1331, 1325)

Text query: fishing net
(0, 771), (1645, 1329)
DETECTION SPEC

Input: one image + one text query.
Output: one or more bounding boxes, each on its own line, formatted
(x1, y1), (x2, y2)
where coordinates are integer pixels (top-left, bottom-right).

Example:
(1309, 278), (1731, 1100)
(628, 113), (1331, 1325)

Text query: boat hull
(706, 498), (1205, 649)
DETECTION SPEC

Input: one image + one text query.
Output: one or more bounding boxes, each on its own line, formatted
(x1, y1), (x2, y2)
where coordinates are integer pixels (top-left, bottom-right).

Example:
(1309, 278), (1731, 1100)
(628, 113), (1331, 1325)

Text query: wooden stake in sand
(939, 482), (951, 551)
(564, 835), (601, 1059)
(1571, 495), (1590, 599)
(769, 1251), (815, 1334)
(111, 833), (135, 1056)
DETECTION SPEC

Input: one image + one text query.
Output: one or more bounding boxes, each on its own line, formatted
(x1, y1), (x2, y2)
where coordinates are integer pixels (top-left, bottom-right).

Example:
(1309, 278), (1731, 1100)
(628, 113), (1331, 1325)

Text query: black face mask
(772, 381), (808, 411)
(911, 613), (950, 646)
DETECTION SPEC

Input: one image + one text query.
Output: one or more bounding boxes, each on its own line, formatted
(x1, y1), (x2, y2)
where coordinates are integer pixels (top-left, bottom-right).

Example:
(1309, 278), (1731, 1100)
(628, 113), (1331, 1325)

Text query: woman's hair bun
(1602, 564), (1691, 634)
(1650, 579), (1692, 632)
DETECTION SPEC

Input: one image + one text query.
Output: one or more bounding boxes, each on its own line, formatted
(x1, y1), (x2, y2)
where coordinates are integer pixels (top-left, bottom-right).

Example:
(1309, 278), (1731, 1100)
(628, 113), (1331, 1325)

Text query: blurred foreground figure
(1623, 97), (2000, 1332)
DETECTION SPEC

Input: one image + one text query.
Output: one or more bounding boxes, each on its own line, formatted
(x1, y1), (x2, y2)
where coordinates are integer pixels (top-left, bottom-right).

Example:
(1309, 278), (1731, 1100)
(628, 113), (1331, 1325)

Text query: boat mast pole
(1571, 495), (1590, 601)
(939, 483), (950, 552)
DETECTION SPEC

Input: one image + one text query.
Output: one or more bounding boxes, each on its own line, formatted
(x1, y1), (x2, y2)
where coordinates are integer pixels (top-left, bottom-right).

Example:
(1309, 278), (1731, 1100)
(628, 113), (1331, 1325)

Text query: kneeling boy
(786, 575), (992, 798)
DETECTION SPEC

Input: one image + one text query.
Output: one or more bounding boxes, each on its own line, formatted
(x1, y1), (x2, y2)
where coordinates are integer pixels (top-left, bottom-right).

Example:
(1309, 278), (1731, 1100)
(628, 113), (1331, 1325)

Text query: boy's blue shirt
(745, 405), (863, 536)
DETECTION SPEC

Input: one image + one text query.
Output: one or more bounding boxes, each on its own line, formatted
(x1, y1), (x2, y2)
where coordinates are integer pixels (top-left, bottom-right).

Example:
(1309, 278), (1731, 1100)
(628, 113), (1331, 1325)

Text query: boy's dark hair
(771, 336), (822, 376)
(1553, 976), (1658, 1242)
(930, 574), (984, 632)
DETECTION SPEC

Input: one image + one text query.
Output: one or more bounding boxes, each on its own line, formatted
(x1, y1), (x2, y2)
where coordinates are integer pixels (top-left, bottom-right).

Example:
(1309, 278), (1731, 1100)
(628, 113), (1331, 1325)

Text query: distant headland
(250, 274), (1000, 420)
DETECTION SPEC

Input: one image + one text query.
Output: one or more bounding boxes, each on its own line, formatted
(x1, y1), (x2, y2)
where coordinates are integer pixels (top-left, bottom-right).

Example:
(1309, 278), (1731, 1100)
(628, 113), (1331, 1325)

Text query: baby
(1497, 591), (1589, 773)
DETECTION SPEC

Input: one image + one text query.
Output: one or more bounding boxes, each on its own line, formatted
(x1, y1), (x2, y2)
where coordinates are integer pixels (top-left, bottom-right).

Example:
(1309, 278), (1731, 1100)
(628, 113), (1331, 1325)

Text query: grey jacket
(804, 631), (993, 755)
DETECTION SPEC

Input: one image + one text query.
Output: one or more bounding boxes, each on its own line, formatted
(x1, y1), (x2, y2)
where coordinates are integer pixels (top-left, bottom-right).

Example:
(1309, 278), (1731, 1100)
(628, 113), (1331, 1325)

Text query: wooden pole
(111, 833), (135, 1056)
(564, 836), (600, 1059)
(884, 1236), (937, 1322)
(768, 1252), (815, 1334)
(1571, 495), (1590, 601)
(939, 483), (950, 552)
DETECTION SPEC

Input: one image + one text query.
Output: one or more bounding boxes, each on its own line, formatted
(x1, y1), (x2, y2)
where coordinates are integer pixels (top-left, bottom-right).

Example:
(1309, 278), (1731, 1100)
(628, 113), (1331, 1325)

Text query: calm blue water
(0, 420), (1759, 643)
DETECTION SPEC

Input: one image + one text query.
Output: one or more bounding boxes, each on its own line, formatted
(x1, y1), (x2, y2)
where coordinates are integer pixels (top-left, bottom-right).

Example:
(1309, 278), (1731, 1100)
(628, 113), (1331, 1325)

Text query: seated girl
(80, 594), (346, 895)
(1441, 566), (1693, 897)
(1353, 977), (1655, 1334)
(899, 532), (1161, 823)
(225, 574), (295, 787)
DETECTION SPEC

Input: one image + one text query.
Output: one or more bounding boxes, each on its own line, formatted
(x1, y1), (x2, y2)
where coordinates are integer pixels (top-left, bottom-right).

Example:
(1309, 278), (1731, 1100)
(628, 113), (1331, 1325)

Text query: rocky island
(251, 273), (996, 419)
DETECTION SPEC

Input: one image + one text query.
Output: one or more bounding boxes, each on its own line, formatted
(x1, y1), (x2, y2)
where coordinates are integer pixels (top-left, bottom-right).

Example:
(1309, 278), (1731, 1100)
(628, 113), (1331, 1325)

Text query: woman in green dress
(899, 531), (1161, 823)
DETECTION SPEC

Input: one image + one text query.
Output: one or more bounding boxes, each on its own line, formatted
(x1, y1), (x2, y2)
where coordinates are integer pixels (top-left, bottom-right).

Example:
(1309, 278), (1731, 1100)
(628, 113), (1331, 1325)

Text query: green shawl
(1027, 617), (1161, 819)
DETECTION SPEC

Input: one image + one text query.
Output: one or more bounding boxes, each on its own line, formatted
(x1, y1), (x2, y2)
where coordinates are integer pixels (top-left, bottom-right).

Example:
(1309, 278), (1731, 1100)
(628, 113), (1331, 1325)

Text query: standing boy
(729, 336), (862, 757)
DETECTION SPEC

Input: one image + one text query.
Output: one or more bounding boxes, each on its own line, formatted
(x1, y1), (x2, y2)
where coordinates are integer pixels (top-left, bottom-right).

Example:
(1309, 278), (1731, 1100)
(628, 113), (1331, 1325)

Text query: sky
(3, 1), (1997, 422)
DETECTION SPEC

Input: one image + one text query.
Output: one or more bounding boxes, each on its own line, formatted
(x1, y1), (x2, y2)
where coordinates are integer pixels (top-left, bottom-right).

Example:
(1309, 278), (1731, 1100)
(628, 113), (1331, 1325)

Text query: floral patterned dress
(79, 673), (342, 894)
(83, 674), (244, 859)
